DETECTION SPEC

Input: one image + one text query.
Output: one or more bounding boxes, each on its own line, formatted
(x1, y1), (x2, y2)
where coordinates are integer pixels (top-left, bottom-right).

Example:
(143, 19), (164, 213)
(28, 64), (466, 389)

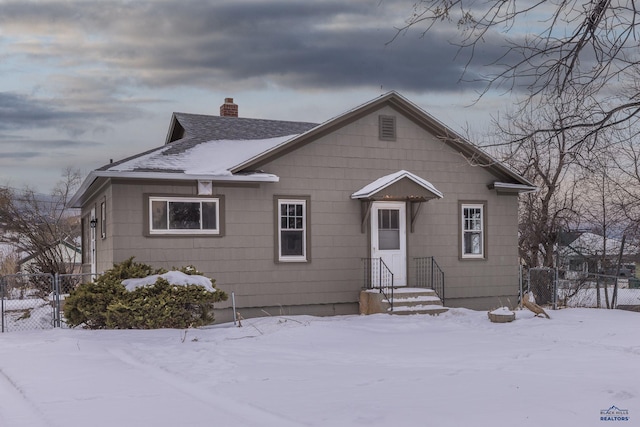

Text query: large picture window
(461, 203), (485, 259)
(277, 198), (308, 262)
(149, 197), (219, 235)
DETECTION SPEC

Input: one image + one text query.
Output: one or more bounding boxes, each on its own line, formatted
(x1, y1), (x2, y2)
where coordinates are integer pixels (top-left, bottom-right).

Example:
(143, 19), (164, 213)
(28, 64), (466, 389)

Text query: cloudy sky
(0, 0), (515, 193)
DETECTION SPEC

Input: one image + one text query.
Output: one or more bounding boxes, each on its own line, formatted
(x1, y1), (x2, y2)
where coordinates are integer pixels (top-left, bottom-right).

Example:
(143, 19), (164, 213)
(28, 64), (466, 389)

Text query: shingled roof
(101, 113), (319, 172)
(70, 91), (535, 208)
(168, 113), (318, 147)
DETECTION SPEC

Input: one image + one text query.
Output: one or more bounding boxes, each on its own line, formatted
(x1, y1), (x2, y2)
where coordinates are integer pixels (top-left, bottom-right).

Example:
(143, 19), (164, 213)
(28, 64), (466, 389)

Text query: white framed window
(461, 203), (485, 259)
(149, 197), (219, 235)
(278, 198), (307, 262)
(377, 209), (400, 250)
(100, 200), (106, 239)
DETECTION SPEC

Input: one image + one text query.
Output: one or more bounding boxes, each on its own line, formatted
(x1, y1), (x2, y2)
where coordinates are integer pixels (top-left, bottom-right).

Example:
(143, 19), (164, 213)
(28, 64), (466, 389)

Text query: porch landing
(359, 288), (448, 316)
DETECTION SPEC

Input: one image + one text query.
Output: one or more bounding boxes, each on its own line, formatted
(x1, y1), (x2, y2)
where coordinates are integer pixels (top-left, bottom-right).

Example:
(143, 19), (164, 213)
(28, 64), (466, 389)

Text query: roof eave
(488, 182), (538, 194)
(68, 171), (101, 208)
(68, 170), (279, 208)
(351, 192), (442, 201)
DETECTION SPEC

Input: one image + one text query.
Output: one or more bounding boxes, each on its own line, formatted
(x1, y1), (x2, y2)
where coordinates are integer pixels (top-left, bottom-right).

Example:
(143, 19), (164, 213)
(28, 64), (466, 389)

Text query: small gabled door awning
(351, 170), (443, 233)
(351, 170), (443, 201)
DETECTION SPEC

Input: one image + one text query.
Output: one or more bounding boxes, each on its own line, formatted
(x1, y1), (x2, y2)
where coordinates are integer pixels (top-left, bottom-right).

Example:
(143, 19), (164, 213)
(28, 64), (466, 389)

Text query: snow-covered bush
(64, 258), (227, 329)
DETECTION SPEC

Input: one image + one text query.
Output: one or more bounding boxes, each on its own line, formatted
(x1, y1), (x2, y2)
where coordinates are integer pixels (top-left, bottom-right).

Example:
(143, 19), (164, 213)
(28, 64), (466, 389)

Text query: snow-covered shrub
(63, 276), (127, 329)
(64, 258), (227, 329)
(106, 278), (225, 329)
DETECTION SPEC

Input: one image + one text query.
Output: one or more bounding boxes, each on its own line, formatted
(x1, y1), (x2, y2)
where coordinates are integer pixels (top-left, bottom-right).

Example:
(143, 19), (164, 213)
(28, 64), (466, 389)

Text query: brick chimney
(220, 97), (238, 117)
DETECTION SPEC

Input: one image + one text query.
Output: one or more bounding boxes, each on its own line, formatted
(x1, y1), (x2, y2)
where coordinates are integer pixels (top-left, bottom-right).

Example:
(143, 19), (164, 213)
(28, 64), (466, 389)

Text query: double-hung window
(461, 203), (485, 259)
(100, 200), (106, 239)
(149, 197), (219, 235)
(277, 198), (308, 262)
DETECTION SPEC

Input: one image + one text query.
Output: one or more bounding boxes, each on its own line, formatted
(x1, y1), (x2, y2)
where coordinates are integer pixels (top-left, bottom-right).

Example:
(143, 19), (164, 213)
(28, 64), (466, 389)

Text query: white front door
(371, 201), (407, 286)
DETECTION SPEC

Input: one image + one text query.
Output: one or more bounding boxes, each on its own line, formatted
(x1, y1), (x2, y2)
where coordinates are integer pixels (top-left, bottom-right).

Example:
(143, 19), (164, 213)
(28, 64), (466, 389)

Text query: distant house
(69, 92), (535, 322)
(17, 240), (82, 275)
(559, 232), (640, 277)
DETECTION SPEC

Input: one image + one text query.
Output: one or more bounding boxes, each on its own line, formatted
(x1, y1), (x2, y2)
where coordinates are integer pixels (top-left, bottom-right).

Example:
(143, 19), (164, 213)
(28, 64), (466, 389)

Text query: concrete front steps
(359, 287), (448, 316)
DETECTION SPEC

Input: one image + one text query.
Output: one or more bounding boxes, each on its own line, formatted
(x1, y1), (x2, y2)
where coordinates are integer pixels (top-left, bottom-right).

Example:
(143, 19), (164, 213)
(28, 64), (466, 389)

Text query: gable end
(165, 115), (186, 145)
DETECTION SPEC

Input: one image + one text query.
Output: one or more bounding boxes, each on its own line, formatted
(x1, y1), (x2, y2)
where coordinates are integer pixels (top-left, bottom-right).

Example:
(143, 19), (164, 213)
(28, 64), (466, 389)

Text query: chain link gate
(1, 272), (99, 332)
(1, 273), (56, 332)
(527, 267), (558, 309)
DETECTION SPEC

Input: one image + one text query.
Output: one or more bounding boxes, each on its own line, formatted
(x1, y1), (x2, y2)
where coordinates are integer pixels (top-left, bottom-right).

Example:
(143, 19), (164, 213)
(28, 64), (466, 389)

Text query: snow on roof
(108, 135), (299, 176)
(121, 271), (216, 292)
(562, 232), (640, 257)
(351, 170), (444, 199)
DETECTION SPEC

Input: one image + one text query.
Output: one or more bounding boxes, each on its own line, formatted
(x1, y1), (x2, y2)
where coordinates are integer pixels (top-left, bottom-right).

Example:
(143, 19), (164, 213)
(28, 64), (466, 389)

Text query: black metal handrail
(413, 256), (445, 304)
(361, 258), (394, 311)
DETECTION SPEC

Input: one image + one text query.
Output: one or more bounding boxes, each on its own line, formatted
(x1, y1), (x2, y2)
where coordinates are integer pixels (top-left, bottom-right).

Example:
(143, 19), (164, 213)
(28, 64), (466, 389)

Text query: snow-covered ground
(0, 308), (637, 427)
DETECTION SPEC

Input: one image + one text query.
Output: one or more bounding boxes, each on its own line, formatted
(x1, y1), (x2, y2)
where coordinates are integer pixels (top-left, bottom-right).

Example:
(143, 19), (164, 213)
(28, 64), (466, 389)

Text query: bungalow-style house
(69, 92), (535, 322)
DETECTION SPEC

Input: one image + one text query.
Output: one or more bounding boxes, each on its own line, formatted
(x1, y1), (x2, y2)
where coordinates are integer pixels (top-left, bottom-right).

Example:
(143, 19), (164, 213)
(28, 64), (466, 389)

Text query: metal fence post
(553, 268), (558, 310)
(378, 258), (382, 293)
(232, 292), (237, 326)
(430, 257), (435, 292)
(1, 276), (4, 333)
(519, 265), (523, 307)
(441, 268), (445, 306)
(54, 273), (60, 328)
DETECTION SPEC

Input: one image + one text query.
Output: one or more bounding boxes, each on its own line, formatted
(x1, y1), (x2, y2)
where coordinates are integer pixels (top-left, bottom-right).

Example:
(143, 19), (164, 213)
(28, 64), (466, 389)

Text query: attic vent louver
(379, 115), (396, 141)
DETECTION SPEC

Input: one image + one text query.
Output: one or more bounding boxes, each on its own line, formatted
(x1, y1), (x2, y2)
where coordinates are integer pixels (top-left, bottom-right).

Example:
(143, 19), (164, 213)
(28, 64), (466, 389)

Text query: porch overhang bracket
(410, 200), (424, 233)
(360, 200), (372, 233)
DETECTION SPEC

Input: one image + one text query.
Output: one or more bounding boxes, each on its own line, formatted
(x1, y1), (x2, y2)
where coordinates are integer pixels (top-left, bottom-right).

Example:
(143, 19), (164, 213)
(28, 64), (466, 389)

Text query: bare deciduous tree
(496, 103), (585, 268)
(0, 168), (81, 275)
(576, 147), (630, 307)
(395, 1), (640, 146)
(610, 132), (640, 239)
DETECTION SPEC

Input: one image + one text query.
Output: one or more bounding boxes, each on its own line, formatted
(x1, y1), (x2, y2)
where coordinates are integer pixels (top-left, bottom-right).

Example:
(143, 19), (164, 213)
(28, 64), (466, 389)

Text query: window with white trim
(100, 201), (106, 239)
(378, 209), (400, 250)
(461, 203), (484, 258)
(278, 199), (307, 261)
(149, 197), (219, 235)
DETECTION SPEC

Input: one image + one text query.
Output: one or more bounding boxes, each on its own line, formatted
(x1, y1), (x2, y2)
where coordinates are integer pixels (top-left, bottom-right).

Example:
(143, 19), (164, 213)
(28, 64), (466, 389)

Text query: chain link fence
(521, 267), (640, 311)
(1, 272), (98, 332)
(1, 273), (55, 332)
